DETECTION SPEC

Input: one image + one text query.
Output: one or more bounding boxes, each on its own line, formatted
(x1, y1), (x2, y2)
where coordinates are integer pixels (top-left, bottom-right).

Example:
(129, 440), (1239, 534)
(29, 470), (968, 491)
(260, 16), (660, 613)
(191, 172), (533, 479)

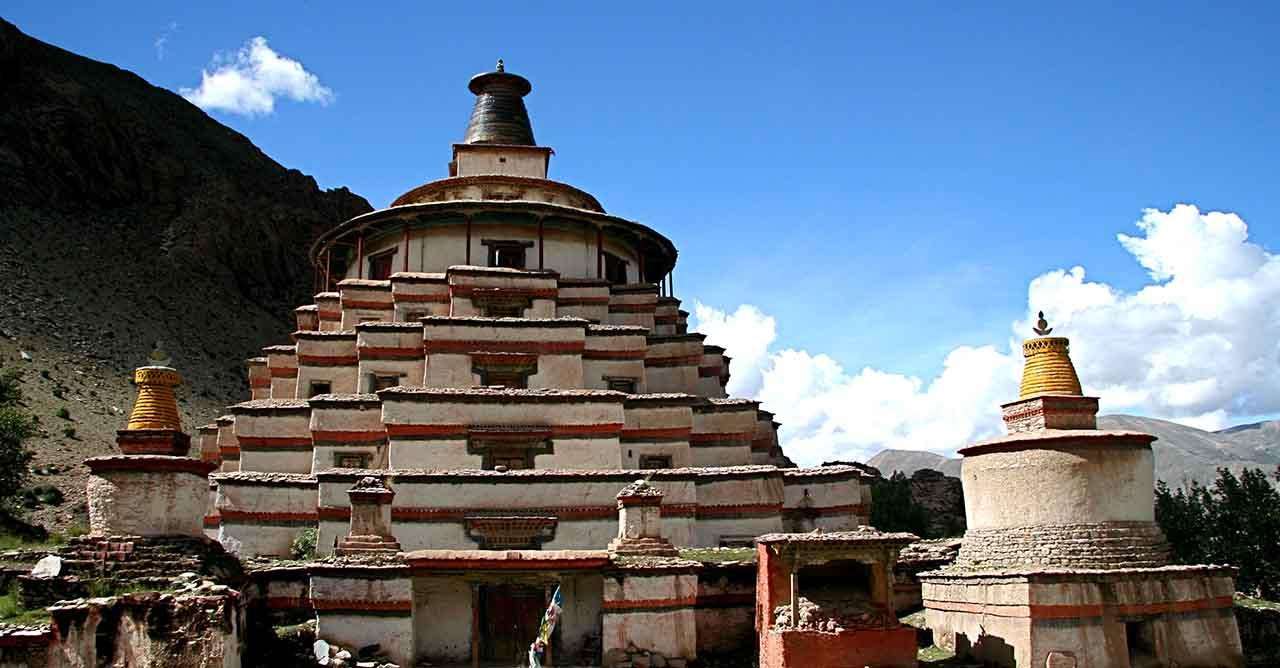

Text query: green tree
(1155, 467), (1280, 599)
(871, 472), (930, 536)
(0, 366), (35, 507)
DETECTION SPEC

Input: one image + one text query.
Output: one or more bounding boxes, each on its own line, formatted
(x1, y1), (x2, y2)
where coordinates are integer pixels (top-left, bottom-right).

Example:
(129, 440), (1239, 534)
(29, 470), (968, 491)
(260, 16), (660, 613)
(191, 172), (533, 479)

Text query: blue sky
(7, 2), (1280, 458)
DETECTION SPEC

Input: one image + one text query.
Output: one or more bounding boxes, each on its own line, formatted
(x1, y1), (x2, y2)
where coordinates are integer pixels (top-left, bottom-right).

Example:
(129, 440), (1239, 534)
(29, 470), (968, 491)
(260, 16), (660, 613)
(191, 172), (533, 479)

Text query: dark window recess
(606, 377), (638, 394)
(604, 252), (628, 284)
(484, 240), (533, 269)
(490, 451), (532, 470)
(483, 303), (525, 318)
(639, 455), (672, 470)
(371, 375), (400, 392)
(478, 369), (529, 389)
(308, 381), (332, 398)
(367, 251), (396, 280)
(334, 452), (371, 469)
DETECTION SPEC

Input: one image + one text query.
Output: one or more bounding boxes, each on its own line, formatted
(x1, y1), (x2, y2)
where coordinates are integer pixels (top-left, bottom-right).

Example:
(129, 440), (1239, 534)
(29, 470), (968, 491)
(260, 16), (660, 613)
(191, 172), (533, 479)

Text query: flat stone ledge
(314, 464), (784, 483)
(377, 386), (627, 403)
(419, 315), (590, 327)
(958, 429), (1155, 456)
(230, 399), (311, 414)
(85, 455), (217, 476)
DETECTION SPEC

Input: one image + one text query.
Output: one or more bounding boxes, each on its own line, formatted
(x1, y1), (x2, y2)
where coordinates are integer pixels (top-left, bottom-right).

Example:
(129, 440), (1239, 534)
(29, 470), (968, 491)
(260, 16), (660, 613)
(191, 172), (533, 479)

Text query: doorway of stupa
(479, 582), (546, 665)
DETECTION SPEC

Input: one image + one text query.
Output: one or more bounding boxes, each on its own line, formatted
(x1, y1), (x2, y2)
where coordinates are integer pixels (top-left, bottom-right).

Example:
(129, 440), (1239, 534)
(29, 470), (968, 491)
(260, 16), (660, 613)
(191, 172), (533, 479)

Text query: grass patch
(87, 579), (160, 598)
(919, 645), (957, 664)
(899, 609), (927, 629)
(0, 586), (49, 626)
(1235, 593), (1280, 611)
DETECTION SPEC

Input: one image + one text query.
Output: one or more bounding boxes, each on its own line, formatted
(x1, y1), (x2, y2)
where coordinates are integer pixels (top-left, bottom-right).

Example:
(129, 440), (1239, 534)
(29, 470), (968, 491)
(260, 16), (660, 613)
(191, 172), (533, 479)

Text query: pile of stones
(772, 595), (889, 633)
(602, 643), (688, 668)
(312, 639), (399, 668)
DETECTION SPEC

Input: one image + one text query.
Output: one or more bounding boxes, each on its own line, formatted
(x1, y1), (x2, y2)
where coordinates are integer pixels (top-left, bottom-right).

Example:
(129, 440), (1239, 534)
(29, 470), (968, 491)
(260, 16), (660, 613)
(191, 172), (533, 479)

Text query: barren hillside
(0, 18), (371, 531)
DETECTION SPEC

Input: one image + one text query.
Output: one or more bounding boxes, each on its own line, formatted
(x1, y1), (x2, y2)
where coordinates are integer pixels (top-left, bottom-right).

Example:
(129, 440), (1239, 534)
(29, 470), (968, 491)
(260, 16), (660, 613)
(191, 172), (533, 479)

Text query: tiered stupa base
(85, 455), (218, 538)
(607, 535), (680, 557)
(921, 565), (1243, 668)
(335, 534), (402, 556)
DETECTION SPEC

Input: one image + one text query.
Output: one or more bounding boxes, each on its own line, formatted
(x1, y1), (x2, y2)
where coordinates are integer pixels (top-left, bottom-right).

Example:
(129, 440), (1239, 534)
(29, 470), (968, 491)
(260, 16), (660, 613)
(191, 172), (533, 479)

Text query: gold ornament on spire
(1032, 311), (1053, 336)
(126, 364), (184, 432)
(496, 58), (505, 72)
(1018, 311), (1082, 399)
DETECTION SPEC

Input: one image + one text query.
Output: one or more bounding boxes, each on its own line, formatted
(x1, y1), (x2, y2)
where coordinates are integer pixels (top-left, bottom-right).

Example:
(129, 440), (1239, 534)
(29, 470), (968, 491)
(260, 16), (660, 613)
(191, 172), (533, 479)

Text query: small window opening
(484, 241), (531, 269)
(639, 455), (672, 470)
(489, 451), (531, 470)
(478, 369), (529, 389)
(370, 374), (400, 392)
(334, 452), (372, 469)
(606, 377), (638, 394)
(308, 381), (332, 398)
(604, 252), (628, 285)
(367, 250), (396, 280)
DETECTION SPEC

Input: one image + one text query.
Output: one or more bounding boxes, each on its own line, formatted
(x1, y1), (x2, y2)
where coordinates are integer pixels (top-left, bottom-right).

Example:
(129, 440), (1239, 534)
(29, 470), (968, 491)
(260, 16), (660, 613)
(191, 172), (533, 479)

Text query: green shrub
(62, 427), (75, 439)
(55, 407), (69, 420)
(0, 408), (35, 507)
(289, 528), (318, 560)
(1157, 467), (1280, 599)
(0, 368), (21, 405)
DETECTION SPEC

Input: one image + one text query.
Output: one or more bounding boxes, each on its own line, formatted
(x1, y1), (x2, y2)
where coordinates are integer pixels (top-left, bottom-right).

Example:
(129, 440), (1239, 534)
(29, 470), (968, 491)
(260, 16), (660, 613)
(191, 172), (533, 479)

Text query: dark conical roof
(463, 60), (535, 146)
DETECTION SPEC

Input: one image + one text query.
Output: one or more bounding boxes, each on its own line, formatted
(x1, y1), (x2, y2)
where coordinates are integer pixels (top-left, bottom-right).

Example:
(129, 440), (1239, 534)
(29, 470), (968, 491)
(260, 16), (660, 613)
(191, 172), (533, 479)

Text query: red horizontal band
(556, 297), (610, 306)
(318, 310), (342, 320)
(313, 599), (412, 613)
(341, 299), (393, 310)
(298, 354), (359, 367)
(696, 503), (782, 518)
(384, 423), (623, 438)
(218, 510), (318, 523)
(608, 303), (656, 313)
(423, 340), (584, 355)
(452, 286), (557, 299)
(249, 378), (271, 388)
(698, 366), (723, 377)
(690, 432), (754, 444)
(269, 367), (299, 378)
(393, 293), (450, 303)
(311, 430), (386, 443)
(408, 557), (610, 571)
(645, 354), (703, 367)
(320, 503), (701, 523)
(620, 427), (692, 442)
(583, 350), (646, 360)
(358, 346), (423, 360)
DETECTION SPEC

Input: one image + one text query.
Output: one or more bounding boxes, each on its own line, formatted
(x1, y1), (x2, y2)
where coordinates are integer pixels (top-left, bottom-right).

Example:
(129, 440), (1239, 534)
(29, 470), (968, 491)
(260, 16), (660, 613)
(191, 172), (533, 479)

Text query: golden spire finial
(1018, 328), (1082, 399)
(1033, 311), (1053, 336)
(126, 363), (184, 432)
(496, 58), (505, 72)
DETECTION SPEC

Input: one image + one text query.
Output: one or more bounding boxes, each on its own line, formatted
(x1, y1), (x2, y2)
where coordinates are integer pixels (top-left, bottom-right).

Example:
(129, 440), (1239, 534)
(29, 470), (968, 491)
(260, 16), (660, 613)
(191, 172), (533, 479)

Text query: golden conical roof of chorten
(1018, 312), (1083, 399)
(126, 346), (184, 431)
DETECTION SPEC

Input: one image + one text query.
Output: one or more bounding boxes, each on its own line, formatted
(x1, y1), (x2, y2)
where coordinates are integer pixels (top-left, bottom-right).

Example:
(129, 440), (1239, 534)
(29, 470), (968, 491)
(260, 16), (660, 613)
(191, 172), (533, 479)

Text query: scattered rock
(30, 555), (61, 578)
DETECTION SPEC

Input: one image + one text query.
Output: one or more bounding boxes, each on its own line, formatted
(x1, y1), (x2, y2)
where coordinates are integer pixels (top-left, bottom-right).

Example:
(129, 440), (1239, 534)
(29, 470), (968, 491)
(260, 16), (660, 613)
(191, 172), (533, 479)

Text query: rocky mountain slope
(868, 415), (1280, 489)
(867, 449), (961, 477)
(0, 18), (371, 531)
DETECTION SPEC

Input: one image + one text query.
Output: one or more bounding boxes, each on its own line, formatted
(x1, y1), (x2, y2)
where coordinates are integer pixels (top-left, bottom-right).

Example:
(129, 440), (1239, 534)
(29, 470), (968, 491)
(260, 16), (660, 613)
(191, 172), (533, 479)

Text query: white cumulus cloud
(693, 204), (1280, 466)
(180, 37), (334, 116)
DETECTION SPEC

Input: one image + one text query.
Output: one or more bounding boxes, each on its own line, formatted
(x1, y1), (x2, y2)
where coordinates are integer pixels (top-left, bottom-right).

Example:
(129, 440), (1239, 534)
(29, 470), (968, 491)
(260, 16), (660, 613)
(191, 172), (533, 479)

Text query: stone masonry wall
(954, 521), (1170, 570)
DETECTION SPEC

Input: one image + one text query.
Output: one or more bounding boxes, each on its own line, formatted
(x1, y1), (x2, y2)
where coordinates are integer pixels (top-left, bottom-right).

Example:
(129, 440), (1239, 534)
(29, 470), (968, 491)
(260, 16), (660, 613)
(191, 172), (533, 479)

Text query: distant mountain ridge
(0, 19), (370, 531)
(867, 415), (1280, 488)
